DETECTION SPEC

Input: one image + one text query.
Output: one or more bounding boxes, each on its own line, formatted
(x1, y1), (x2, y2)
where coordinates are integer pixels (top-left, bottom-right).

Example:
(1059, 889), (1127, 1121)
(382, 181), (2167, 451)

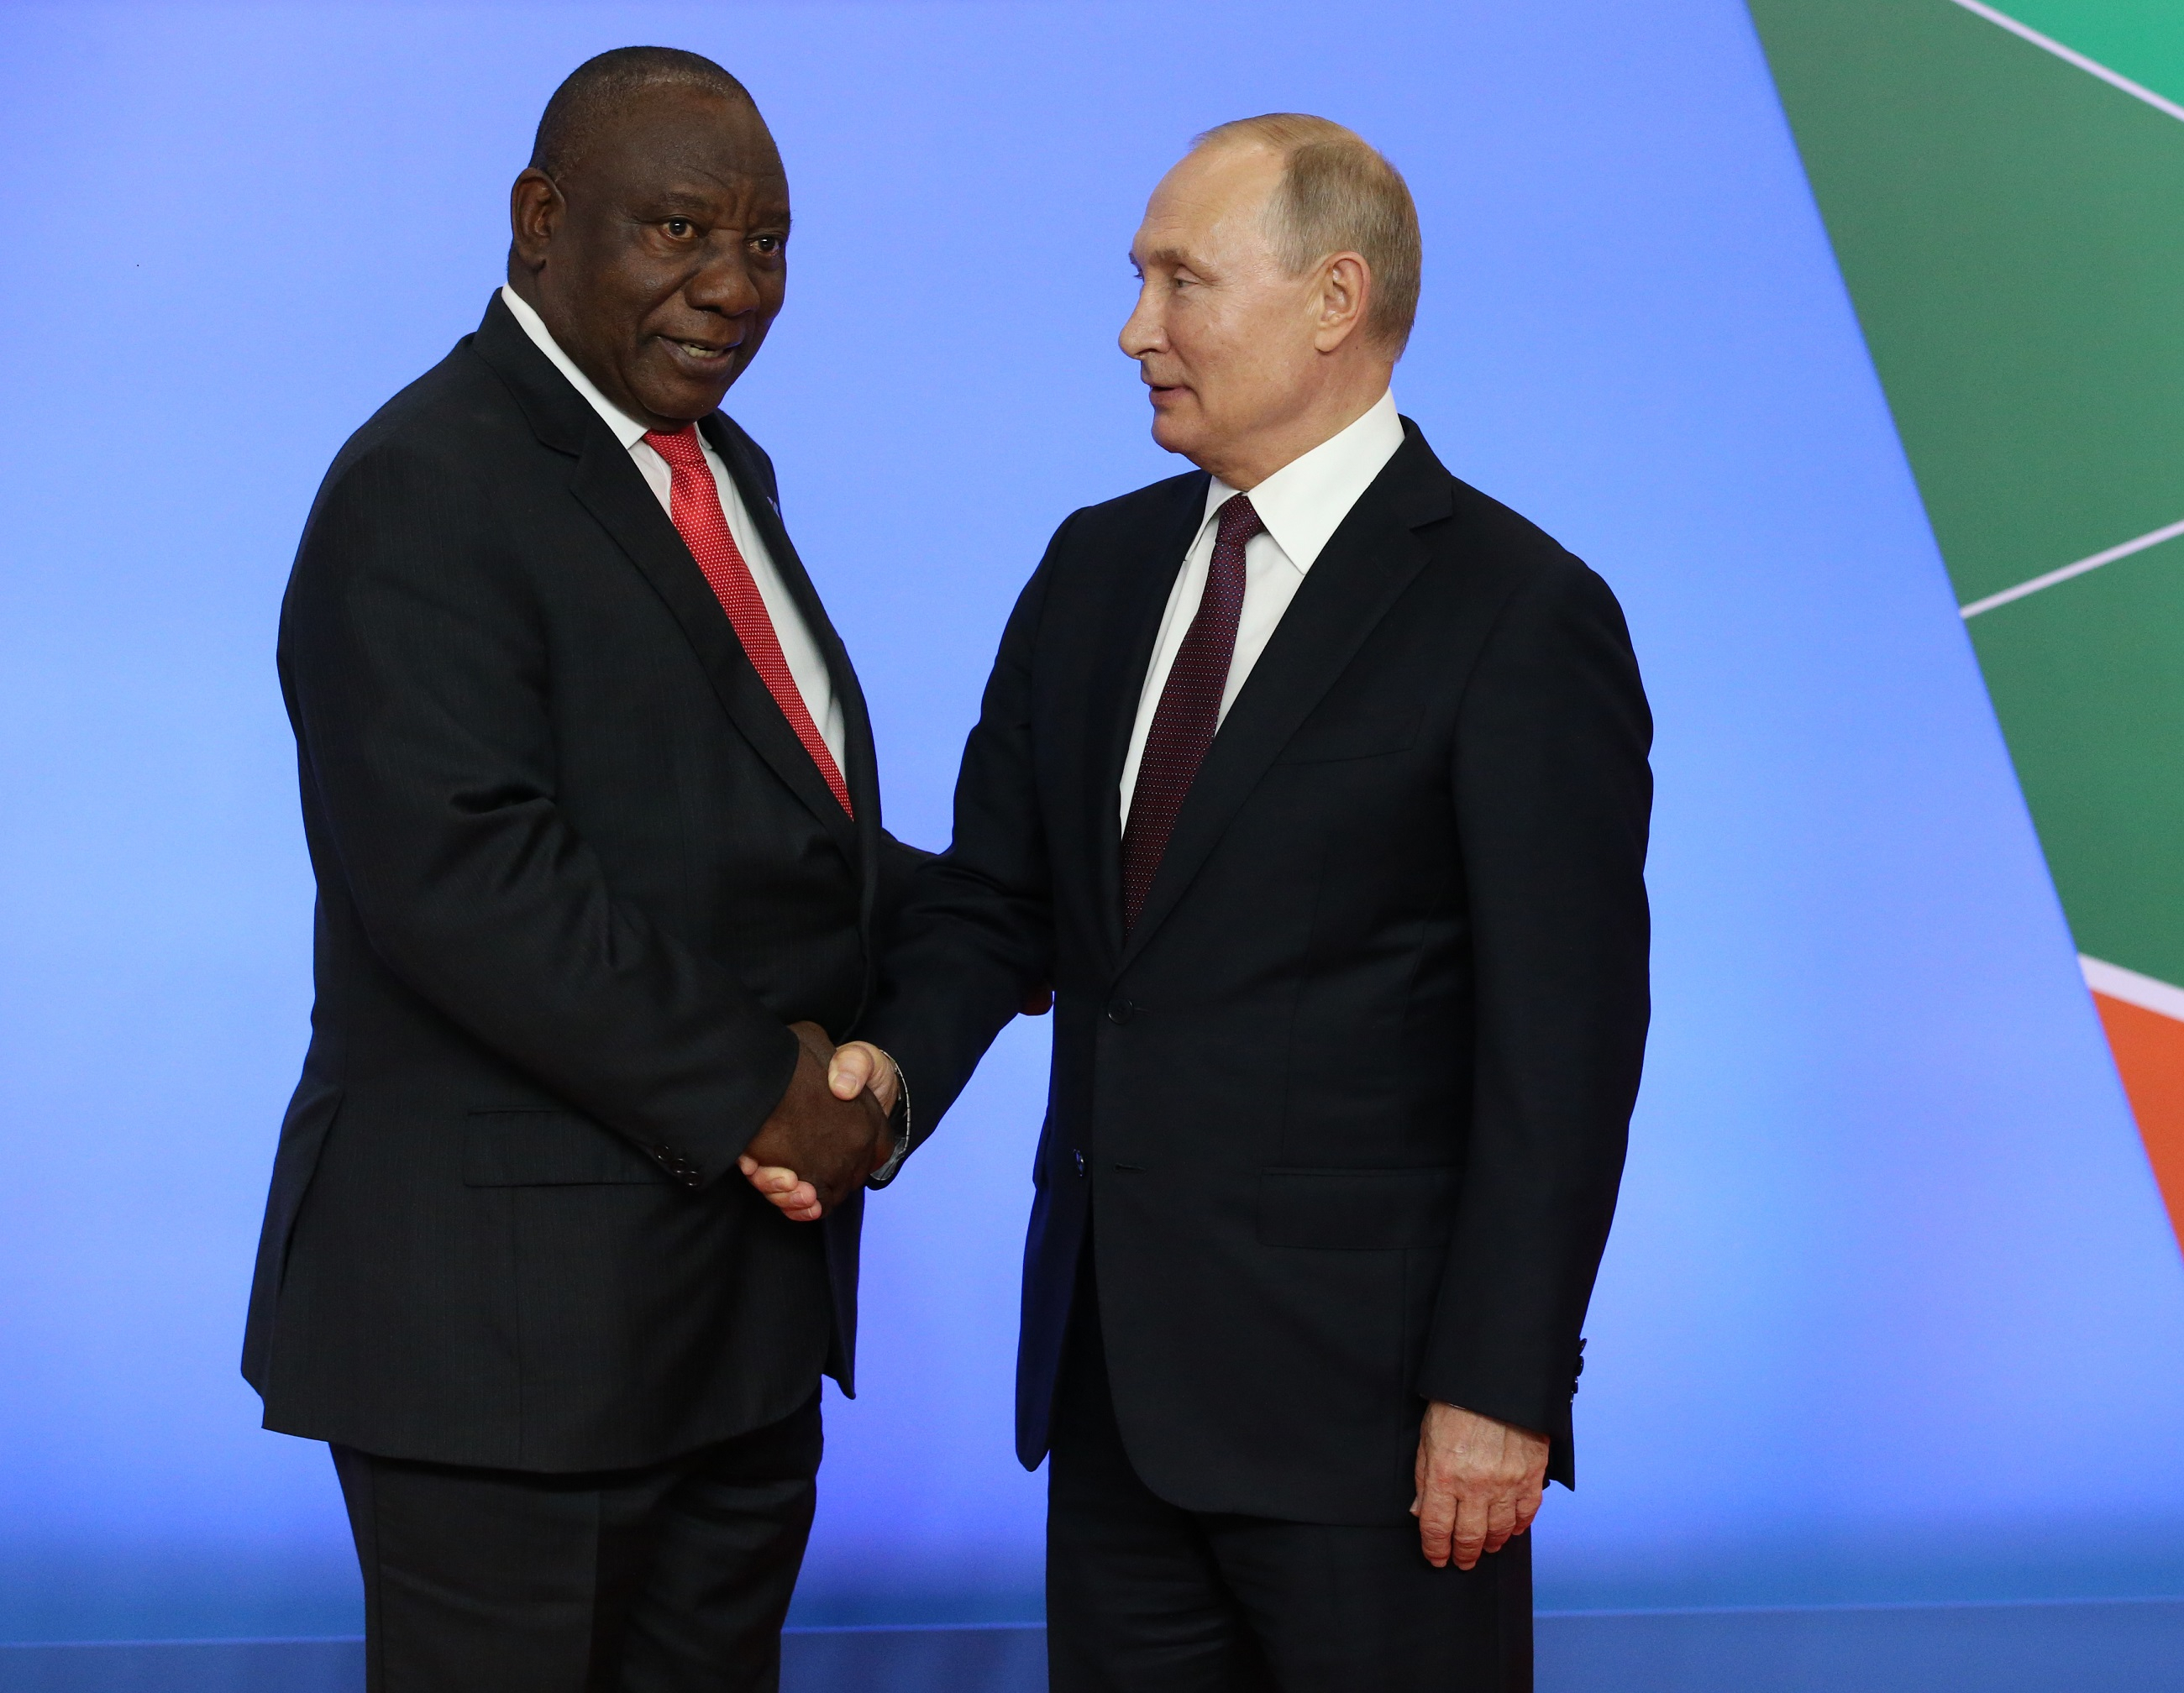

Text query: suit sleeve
(1417, 554), (1652, 1477)
(281, 438), (799, 1186)
(853, 528), (1069, 1145)
(874, 830), (938, 937)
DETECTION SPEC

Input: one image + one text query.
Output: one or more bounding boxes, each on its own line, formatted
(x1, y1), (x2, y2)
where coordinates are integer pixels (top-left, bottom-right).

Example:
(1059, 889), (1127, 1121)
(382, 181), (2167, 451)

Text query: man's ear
(1312, 251), (1373, 354)
(508, 168), (564, 275)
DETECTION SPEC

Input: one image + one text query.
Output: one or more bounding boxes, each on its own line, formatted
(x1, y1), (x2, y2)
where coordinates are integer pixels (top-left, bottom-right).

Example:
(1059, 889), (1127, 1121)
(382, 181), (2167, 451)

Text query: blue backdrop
(3, 0), (2182, 1644)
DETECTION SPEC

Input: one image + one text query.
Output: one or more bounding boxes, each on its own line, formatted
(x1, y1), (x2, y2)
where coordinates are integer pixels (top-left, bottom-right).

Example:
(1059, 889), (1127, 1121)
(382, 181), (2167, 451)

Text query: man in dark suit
(755, 114), (1651, 1687)
(242, 47), (916, 1692)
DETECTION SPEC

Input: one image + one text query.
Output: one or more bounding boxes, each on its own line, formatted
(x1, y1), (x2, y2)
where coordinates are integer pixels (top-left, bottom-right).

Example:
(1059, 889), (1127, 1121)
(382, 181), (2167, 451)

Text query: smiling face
(508, 88), (788, 428)
(1120, 141), (1341, 487)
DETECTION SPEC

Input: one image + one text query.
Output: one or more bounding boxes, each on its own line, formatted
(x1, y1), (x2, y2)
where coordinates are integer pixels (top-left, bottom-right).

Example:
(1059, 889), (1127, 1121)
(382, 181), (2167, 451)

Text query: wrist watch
(865, 1051), (912, 1189)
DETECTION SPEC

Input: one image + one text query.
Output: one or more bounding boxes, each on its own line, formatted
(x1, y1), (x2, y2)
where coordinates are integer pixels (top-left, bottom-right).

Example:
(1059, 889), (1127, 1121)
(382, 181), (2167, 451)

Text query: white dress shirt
(498, 286), (847, 770)
(1119, 390), (1406, 824)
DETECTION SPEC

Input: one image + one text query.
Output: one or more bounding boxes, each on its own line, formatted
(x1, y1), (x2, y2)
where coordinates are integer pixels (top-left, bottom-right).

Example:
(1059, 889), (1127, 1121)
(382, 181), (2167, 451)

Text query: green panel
(1750, 0), (2184, 607)
(1751, 0), (2184, 987)
(1997, 0), (2184, 107)
(1969, 533), (2184, 983)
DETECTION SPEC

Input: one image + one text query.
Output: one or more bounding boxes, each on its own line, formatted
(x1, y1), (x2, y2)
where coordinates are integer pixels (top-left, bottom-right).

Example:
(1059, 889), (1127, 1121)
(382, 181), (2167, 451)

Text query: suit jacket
(242, 294), (921, 1472)
(860, 422), (1651, 1522)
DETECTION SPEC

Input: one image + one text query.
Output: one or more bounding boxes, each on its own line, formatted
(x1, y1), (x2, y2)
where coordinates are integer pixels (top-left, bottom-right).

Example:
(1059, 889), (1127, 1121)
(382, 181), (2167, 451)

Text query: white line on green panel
(1959, 516), (2184, 618)
(1948, 0), (2184, 124)
(2083, 955), (2184, 1022)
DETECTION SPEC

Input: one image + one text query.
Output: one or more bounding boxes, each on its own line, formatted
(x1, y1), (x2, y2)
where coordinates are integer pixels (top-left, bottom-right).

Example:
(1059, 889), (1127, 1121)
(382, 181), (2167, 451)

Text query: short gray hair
(1194, 113), (1422, 354)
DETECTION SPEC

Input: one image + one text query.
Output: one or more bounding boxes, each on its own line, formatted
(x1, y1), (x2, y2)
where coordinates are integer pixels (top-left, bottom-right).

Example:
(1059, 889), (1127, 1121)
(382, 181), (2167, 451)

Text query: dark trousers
(331, 1392), (822, 1693)
(1047, 1272), (1532, 1693)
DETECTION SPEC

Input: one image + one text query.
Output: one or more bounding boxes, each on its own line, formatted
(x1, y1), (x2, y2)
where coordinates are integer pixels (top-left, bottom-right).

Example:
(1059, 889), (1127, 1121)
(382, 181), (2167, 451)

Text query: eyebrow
(633, 186), (791, 227)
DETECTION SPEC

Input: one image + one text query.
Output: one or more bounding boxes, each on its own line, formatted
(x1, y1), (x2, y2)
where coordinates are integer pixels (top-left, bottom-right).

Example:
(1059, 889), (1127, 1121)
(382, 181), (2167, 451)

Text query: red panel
(2092, 991), (2184, 1251)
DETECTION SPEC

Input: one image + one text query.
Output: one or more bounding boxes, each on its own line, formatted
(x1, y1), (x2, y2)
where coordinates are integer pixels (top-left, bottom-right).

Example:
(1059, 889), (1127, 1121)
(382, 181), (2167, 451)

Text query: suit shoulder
(291, 341), (528, 583)
(1050, 468), (1205, 551)
(1438, 474), (1571, 567)
(320, 337), (523, 491)
(1436, 473), (1625, 611)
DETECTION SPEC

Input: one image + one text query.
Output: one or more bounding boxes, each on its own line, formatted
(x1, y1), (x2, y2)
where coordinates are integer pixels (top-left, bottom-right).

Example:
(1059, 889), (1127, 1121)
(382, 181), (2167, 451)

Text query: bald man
(241, 48), (919, 1691)
(762, 115), (1652, 1689)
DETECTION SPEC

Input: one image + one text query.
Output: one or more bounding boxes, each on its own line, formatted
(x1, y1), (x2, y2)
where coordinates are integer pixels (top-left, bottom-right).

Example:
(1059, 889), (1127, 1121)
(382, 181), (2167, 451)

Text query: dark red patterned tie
(643, 426), (853, 816)
(1121, 493), (1263, 930)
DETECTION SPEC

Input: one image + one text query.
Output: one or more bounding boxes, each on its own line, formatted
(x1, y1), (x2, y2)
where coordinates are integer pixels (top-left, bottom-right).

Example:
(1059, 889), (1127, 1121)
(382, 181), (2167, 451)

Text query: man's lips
(659, 334), (742, 375)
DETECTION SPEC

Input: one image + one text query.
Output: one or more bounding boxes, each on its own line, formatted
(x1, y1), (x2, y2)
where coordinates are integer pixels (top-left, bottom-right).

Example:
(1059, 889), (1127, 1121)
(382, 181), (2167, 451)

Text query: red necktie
(643, 427), (853, 817)
(1121, 493), (1263, 929)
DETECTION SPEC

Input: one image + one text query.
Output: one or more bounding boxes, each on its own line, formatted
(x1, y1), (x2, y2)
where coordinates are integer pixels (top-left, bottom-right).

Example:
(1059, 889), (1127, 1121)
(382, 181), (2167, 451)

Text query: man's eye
(664, 218), (695, 238)
(752, 234), (782, 254)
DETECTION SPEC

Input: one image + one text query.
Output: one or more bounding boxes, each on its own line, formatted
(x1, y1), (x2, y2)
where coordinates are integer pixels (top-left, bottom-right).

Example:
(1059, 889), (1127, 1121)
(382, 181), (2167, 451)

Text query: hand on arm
(1411, 1402), (1550, 1570)
(738, 1034), (899, 1220)
(735, 1023), (892, 1222)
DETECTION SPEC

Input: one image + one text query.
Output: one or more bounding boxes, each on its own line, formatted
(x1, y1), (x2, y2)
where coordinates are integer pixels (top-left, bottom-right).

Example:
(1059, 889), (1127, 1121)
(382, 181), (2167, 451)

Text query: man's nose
(685, 240), (763, 317)
(1118, 283), (1162, 359)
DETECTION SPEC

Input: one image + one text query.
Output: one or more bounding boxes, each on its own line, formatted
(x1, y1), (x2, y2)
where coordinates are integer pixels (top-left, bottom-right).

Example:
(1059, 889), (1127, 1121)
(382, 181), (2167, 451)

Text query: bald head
(529, 47), (758, 183)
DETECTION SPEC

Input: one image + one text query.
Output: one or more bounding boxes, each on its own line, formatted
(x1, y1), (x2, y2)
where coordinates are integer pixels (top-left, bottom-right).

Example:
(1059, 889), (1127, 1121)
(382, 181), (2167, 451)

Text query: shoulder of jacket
(1436, 474), (1558, 558)
(1431, 473), (1607, 595)
(318, 339), (528, 492)
(1059, 468), (1205, 540)
(291, 347), (538, 579)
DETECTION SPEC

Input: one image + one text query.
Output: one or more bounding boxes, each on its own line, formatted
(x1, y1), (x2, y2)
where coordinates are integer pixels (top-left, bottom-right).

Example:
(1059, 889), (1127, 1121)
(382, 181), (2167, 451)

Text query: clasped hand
(735, 1024), (898, 1221)
(737, 1030), (899, 1222)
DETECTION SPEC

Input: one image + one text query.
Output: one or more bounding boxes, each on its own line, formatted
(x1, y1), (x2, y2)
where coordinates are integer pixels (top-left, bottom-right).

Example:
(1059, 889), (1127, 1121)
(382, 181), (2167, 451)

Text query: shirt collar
(1200, 389), (1405, 574)
(498, 284), (657, 452)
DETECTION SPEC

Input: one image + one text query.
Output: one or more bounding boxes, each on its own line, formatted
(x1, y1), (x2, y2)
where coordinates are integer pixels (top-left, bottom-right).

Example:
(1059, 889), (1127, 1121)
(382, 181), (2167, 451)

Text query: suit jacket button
(1072, 1149), (1087, 1177)
(1106, 999), (1136, 1025)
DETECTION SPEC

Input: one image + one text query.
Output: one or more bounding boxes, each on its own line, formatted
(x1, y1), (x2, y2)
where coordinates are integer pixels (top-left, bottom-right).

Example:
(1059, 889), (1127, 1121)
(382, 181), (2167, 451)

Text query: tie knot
(1215, 493), (1263, 549)
(643, 426), (706, 469)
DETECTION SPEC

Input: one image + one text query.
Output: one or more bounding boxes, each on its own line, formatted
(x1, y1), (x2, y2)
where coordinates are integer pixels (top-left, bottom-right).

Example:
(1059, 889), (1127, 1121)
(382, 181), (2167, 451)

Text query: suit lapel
(564, 436), (861, 863)
(1118, 428), (1453, 969)
(1085, 477), (1210, 966)
(472, 295), (861, 864)
(702, 416), (885, 996)
(701, 417), (879, 830)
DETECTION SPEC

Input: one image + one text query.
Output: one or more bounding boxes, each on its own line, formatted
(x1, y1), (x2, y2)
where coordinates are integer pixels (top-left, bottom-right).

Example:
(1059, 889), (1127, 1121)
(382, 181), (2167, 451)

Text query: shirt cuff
(864, 1051), (912, 1189)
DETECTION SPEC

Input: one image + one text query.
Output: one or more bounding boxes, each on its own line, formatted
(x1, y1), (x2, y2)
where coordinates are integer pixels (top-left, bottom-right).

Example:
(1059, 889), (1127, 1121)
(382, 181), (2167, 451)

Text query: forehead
(1133, 140), (1283, 260)
(580, 92), (787, 202)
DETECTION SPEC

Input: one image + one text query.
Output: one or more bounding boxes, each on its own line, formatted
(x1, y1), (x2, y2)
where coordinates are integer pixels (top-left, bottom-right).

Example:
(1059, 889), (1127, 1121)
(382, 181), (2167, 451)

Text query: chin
(637, 358), (743, 423)
(640, 385), (729, 427)
(1148, 411), (1203, 460)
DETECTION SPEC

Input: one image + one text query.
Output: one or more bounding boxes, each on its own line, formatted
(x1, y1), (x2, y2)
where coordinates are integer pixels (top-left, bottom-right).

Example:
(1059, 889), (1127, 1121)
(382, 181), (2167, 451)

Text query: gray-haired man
(763, 115), (1652, 1690)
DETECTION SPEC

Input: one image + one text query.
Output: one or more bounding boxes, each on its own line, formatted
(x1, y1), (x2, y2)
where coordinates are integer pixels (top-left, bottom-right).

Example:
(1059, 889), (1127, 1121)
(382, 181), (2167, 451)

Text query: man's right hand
(826, 1040), (900, 1113)
(738, 1022), (890, 1219)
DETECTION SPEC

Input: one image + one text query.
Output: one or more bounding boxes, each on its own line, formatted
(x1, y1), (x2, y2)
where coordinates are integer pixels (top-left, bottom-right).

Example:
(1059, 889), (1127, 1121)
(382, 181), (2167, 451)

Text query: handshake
(736, 1021), (899, 1222)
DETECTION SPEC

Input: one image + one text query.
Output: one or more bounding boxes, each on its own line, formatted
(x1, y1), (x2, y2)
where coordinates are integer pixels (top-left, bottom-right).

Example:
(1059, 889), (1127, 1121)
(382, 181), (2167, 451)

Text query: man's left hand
(1411, 1402), (1549, 1570)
